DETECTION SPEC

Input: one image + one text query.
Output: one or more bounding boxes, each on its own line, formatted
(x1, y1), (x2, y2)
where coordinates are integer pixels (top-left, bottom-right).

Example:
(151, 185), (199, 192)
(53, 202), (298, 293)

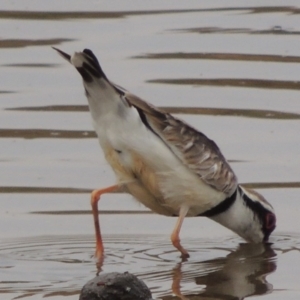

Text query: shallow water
(0, 1), (300, 299)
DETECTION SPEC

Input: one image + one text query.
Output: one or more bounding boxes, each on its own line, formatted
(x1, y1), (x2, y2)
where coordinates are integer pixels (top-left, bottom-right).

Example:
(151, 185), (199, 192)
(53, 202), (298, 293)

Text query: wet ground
(0, 1), (300, 299)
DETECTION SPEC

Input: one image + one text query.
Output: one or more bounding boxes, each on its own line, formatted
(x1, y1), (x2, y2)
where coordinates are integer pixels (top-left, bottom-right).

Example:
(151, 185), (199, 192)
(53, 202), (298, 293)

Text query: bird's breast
(101, 141), (226, 217)
(102, 144), (174, 215)
(94, 113), (226, 217)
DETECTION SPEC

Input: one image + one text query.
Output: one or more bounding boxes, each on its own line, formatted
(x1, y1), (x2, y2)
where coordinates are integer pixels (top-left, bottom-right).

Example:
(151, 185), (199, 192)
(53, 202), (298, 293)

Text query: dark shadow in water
(0, 186), (92, 193)
(6, 105), (300, 120)
(172, 26), (300, 36)
(0, 6), (299, 21)
(0, 181), (299, 194)
(0, 128), (96, 139)
(0, 38), (74, 49)
(148, 78), (300, 91)
(247, 6), (300, 14)
(6, 105), (90, 112)
(242, 182), (300, 189)
(2, 63), (60, 68)
(31, 210), (152, 215)
(0, 90), (15, 94)
(134, 52), (300, 64)
(161, 107), (300, 119)
(165, 243), (276, 300)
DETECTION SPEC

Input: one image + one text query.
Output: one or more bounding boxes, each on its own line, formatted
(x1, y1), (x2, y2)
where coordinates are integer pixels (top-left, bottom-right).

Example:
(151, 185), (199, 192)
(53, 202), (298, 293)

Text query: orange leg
(171, 205), (190, 259)
(90, 184), (119, 263)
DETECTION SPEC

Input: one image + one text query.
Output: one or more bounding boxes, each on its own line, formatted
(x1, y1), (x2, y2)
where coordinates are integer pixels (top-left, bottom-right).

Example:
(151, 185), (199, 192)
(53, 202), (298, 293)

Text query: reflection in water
(13, 231), (300, 300)
(0, 235), (280, 299)
(148, 78), (300, 91)
(166, 243), (276, 300)
(7, 105), (300, 119)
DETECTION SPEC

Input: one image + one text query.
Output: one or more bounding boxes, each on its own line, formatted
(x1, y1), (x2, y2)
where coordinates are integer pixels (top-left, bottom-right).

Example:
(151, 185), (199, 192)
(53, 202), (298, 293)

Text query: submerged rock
(79, 272), (152, 300)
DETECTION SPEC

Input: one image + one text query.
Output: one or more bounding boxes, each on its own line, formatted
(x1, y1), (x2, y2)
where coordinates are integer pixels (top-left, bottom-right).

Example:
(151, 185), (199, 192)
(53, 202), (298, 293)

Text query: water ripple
(1, 233), (296, 299)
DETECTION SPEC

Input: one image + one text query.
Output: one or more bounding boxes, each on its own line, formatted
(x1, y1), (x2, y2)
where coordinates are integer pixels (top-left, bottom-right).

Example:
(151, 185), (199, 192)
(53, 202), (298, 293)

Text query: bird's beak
(52, 47), (71, 62)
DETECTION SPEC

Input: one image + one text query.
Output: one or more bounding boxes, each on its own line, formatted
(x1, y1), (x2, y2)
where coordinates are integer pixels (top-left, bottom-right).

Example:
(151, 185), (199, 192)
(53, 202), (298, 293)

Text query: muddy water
(0, 1), (300, 299)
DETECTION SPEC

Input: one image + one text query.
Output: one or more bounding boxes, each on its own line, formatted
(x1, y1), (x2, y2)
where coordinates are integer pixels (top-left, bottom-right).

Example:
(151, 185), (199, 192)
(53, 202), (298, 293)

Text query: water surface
(0, 1), (299, 299)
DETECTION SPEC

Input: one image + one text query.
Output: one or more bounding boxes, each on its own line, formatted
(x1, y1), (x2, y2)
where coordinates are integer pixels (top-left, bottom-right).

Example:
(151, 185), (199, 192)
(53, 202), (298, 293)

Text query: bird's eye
(266, 213), (276, 230)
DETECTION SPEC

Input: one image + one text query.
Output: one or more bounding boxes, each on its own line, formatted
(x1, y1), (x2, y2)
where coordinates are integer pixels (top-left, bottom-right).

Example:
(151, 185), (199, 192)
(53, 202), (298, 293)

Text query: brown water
(0, 1), (300, 299)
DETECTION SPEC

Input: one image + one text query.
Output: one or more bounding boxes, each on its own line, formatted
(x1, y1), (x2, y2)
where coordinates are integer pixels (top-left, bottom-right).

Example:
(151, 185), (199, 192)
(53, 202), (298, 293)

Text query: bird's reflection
(94, 242), (276, 299)
(167, 243), (276, 300)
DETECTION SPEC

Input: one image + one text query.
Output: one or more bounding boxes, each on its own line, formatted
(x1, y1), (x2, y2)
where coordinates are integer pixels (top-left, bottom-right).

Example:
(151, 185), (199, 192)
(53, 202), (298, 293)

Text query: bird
(53, 47), (276, 261)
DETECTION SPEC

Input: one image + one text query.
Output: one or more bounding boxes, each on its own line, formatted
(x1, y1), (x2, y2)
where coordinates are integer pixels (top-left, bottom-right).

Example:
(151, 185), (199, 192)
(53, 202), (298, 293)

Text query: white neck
(210, 187), (264, 243)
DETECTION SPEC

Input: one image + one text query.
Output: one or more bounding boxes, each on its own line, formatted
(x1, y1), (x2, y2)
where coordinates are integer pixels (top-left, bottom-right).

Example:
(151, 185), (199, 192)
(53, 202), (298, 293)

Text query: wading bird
(54, 48), (276, 261)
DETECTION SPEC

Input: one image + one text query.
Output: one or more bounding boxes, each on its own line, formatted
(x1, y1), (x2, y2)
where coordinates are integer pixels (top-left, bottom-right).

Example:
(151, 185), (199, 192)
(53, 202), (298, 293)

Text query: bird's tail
(53, 47), (109, 83)
(53, 48), (126, 117)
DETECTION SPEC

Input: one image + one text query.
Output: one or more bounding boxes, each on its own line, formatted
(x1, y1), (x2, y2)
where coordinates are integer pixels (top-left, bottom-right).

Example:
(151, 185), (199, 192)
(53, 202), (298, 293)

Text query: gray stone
(79, 272), (152, 300)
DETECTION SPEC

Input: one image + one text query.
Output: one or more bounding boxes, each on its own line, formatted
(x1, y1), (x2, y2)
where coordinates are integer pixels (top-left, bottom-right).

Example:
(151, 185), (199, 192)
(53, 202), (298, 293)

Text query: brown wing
(113, 85), (238, 196)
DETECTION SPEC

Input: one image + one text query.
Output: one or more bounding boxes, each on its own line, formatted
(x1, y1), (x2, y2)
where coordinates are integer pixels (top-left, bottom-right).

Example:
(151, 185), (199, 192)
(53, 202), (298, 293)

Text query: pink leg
(171, 205), (190, 259)
(90, 185), (119, 264)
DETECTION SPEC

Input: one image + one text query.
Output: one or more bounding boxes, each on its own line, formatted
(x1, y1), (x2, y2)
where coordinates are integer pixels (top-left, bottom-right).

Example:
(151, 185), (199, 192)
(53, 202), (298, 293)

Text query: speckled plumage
(54, 48), (276, 259)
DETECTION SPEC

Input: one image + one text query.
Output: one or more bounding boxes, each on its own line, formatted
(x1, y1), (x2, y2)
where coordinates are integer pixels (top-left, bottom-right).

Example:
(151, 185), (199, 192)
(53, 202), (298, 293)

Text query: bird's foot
(93, 249), (104, 274)
(180, 251), (190, 261)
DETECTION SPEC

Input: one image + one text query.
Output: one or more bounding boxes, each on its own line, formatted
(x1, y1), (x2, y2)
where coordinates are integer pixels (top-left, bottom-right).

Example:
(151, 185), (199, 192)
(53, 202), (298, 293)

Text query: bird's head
(211, 186), (276, 243)
(238, 186), (276, 243)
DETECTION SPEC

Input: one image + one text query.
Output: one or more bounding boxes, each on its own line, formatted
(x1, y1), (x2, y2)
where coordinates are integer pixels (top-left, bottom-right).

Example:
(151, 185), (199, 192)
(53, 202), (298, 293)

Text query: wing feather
(119, 89), (238, 196)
